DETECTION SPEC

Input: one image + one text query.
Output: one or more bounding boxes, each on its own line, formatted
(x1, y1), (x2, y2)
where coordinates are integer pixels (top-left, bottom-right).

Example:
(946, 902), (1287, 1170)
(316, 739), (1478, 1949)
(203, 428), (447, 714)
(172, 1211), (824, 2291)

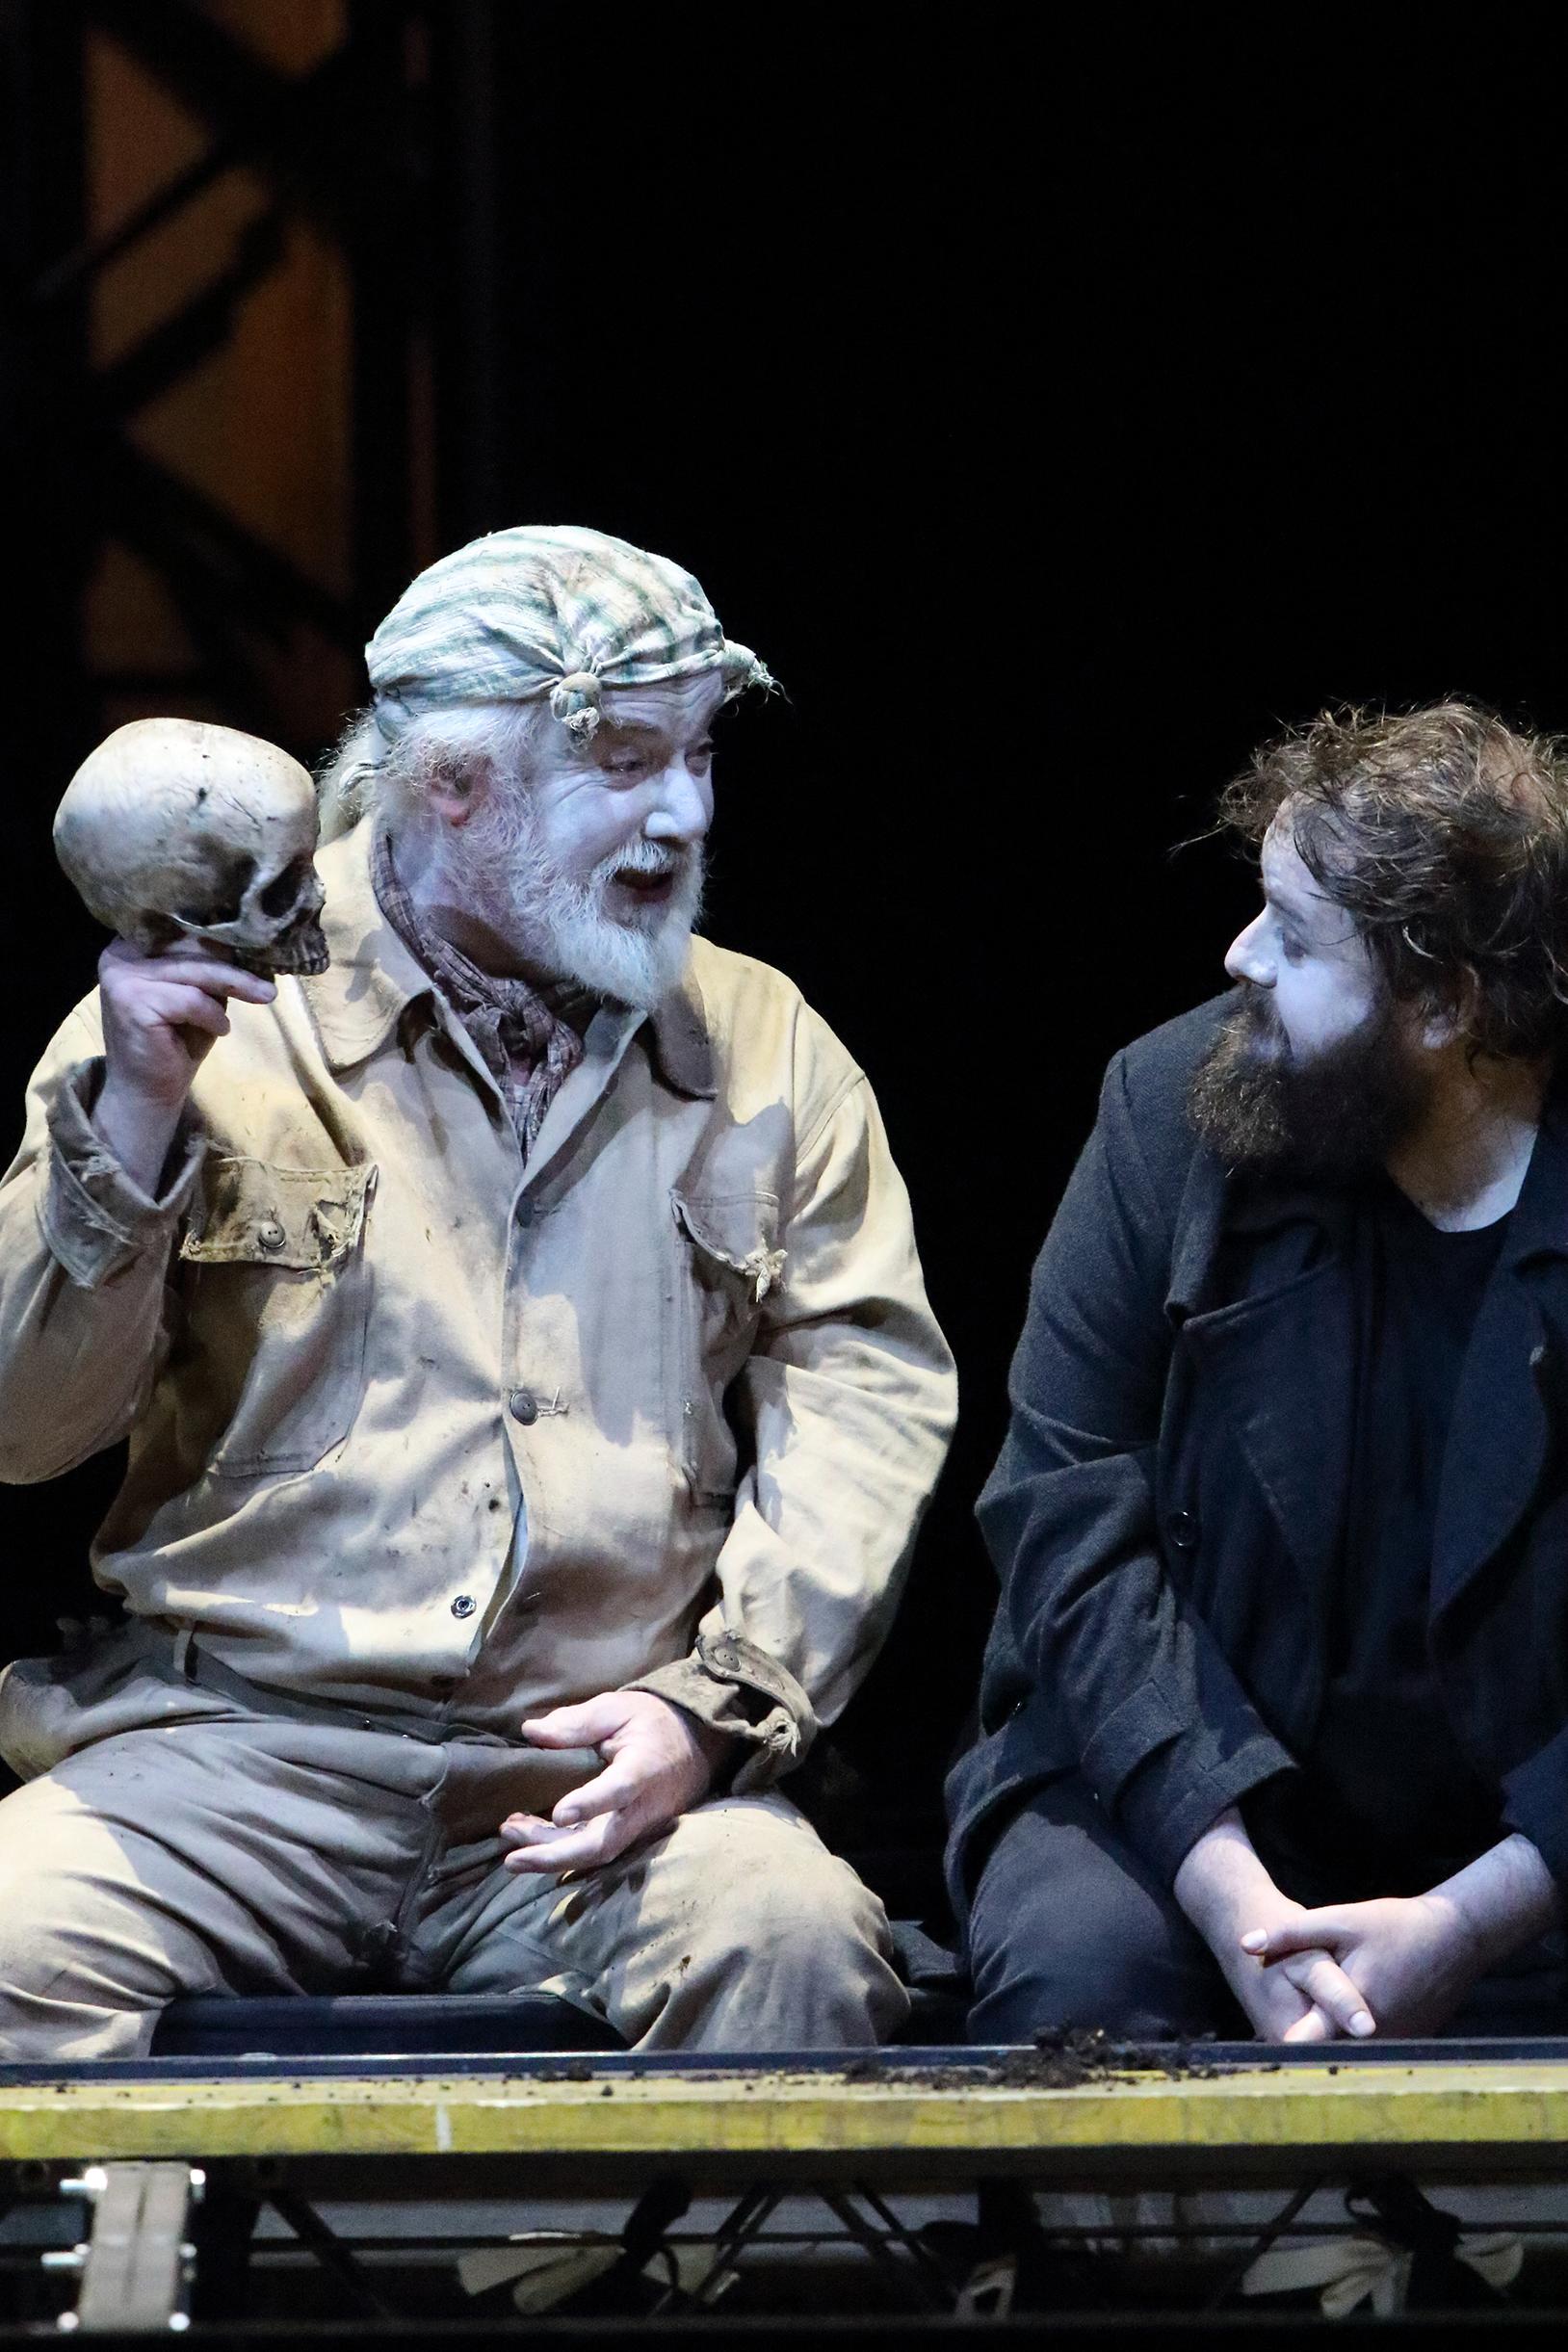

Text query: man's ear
(423, 748), (494, 829)
(1416, 976), (1472, 1052)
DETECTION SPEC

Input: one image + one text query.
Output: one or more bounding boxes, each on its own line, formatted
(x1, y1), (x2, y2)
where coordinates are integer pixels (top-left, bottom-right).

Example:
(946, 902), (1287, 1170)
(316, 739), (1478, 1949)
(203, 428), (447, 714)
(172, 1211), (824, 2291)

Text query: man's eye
(1280, 934), (1306, 964)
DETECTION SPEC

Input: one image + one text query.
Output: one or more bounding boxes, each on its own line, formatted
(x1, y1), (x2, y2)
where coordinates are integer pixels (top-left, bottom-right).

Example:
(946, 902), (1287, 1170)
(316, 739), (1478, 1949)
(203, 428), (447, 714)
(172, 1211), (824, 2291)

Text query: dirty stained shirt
(0, 818), (957, 1790)
(370, 829), (595, 1158)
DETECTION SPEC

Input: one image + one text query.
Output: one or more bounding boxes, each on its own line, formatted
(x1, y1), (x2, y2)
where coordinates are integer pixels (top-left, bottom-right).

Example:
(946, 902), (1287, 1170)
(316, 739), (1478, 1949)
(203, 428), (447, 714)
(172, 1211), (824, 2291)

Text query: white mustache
(604, 844), (688, 884)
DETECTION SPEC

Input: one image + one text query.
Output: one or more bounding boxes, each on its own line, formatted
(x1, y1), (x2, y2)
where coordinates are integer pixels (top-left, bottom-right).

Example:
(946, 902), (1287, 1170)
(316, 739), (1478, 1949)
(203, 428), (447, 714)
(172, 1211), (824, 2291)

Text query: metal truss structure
(3, 0), (504, 779)
(6, 2043), (1568, 2338)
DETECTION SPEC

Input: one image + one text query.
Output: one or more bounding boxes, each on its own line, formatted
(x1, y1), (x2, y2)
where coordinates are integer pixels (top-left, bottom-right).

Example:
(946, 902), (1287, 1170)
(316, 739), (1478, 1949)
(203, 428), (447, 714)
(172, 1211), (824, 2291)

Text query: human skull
(54, 719), (328, 976)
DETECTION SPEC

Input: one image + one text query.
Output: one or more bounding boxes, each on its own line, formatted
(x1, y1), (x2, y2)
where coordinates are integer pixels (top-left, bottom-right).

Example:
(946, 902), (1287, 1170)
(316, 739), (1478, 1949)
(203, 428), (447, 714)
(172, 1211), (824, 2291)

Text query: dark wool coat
(947, 995), (1568, 1917)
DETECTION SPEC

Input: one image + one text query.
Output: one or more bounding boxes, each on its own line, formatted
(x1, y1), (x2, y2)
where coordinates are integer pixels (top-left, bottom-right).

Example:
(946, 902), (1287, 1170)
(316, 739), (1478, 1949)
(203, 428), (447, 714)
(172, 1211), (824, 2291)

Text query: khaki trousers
(0, 1712), (907, 2060)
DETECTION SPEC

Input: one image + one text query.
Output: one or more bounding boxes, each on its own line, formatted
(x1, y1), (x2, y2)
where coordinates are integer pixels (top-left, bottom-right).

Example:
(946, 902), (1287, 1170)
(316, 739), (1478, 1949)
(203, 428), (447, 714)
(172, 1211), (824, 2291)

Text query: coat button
(508, 1388), (538, 1425)
(515, 1201), (536, 1229)
(451, 1593), (476, 1619)
(255, 1219), (286, 1253)
(1168, 1510), (1201, 1553)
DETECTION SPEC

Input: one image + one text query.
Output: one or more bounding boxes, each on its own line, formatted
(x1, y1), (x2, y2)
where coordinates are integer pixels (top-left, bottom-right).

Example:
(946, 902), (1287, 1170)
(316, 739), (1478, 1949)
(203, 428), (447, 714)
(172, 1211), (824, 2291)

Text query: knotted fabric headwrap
(364, 524), (771, 746)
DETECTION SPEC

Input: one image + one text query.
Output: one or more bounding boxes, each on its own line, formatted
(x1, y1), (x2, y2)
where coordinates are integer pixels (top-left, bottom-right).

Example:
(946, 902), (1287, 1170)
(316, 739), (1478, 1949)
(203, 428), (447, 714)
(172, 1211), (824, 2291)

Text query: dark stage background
(2, 6), (1564, 1919)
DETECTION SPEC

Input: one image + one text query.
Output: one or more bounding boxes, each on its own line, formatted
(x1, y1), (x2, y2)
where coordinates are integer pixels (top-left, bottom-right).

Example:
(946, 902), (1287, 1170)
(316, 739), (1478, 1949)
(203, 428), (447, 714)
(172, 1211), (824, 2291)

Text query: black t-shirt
(1253, 1175), (1508, 1899)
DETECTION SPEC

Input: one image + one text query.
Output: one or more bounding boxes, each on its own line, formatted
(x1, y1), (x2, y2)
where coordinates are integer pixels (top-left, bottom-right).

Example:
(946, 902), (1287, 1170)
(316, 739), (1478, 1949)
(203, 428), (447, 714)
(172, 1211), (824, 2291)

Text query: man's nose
(1225, 915), (1274, 987)
(644, 761), (711, 846)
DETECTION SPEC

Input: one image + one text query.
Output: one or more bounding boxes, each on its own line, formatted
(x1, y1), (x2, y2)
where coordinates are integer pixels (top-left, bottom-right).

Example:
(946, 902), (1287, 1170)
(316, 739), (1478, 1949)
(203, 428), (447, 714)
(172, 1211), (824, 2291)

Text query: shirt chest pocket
(178, 1159), (377, 1477)
(670, 1188), (785, 1504)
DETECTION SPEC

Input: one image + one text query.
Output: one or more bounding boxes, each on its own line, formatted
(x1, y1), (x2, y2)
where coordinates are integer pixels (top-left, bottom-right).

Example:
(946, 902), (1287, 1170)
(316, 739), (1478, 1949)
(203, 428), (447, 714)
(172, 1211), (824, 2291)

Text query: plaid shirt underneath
(372, 831), (595, 1159)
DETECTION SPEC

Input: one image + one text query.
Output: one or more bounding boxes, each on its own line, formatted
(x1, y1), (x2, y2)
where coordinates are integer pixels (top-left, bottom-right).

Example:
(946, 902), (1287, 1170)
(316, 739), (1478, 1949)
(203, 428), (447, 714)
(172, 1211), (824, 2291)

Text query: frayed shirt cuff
(40, 1058), (205, 1290)
(624, 1633), (818, 1795)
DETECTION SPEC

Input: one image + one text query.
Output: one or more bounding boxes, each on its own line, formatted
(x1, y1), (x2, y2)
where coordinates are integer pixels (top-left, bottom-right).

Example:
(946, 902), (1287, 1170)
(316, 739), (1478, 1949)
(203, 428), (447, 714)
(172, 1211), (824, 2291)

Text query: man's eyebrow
(1263, 884), (1320, 929)
(602, 716), (717, 748)
(599, 719), (665, 745)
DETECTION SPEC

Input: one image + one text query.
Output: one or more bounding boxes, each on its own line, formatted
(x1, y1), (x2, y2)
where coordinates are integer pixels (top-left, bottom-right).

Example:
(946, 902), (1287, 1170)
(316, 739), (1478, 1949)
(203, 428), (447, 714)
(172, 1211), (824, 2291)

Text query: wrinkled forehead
(594, 671), (727, 743)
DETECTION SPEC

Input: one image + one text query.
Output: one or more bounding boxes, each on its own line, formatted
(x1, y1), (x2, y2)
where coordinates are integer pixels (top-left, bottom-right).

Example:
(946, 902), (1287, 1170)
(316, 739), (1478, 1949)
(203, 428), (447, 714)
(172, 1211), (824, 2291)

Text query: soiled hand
(501, 1689), (731, 1877)
(95, 937), (276, 1192)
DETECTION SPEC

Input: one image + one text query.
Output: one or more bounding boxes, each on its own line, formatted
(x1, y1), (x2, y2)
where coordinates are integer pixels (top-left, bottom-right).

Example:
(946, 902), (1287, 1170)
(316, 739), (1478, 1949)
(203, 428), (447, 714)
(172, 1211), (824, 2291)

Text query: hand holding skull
(53, 719), (328, 1191)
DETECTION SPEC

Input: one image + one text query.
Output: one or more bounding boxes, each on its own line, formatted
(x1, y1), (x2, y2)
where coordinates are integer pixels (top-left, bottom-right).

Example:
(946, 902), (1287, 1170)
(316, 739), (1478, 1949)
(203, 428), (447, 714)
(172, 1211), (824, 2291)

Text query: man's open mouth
(612, 868), (678, 903)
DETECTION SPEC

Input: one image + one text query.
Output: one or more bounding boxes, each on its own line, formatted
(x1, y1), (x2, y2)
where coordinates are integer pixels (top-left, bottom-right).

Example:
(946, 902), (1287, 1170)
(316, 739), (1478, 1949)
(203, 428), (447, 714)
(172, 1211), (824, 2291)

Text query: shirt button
(1168, 1510), (1201, 1553)
(255, 1220), (286, 1253)
(451, 1593), (476, 1619)
(508, 1388), (539, 1425)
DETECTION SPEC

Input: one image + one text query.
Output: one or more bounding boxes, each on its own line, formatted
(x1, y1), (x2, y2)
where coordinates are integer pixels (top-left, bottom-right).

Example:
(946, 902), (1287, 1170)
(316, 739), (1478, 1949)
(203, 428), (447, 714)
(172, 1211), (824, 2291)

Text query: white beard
(439, 799), (704, 1009)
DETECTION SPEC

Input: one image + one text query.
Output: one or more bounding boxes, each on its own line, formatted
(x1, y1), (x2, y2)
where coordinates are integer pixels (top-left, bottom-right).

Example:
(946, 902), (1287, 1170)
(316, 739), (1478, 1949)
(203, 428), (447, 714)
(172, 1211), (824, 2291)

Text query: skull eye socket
(258, 855), (311, 921)
(177, 853), (255, 928)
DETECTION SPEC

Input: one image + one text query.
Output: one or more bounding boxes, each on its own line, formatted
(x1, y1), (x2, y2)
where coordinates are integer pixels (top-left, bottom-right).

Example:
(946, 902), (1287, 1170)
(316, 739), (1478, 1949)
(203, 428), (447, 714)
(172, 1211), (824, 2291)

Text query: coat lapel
(1431, 1095), (1568, 1620)
(1173, 1165), (1356, 1607)
(1430, 1279), (1551, 1621)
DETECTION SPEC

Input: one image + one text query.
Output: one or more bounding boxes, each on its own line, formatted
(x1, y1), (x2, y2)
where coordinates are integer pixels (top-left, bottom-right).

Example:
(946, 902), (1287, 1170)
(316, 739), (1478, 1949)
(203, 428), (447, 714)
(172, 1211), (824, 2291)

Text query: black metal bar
(855, 2181), (956, 2305)
(93, 208), (287, 419)
(439, 0), (502, 542)
(161, 556), (278, 738)
(817, 2187), (945, 2313)
(3, 0), (96, 797)
(690, 2185), (782, 2306)
(265, 2186), (400, 2321)
(13, 0), (441, 764)
(343, 0), (425, 622)
(82, 0), (289, 131)
(188, 2177), (261, 2326)
(15, 2034), (1568, 2085)
(1201, 2178), (1323, 2313)
(81, 0), (408, 238)
(96, 428), (359, 645)
(32, 141), (237, 306)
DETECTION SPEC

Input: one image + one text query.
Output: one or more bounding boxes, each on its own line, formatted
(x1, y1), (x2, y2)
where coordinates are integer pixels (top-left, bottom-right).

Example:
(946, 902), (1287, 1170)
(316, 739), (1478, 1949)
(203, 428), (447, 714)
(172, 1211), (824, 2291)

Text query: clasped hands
(500, 1688), (732, 1877)
(1173, 1807), (1557, 2045)
(1228, 1889), (1481, 2044)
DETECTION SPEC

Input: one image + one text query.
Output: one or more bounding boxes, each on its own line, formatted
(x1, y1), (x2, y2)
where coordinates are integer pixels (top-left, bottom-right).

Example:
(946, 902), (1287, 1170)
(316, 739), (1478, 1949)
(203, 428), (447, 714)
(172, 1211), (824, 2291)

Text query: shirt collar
(370, 827), (597, 1045)
(301, 820), (717, 1098)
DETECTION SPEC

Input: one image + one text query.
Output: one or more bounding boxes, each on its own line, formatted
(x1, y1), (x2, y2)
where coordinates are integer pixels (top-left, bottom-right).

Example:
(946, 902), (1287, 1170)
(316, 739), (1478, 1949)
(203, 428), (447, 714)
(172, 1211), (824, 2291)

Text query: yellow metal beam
(4, 2061), (1568, 2176)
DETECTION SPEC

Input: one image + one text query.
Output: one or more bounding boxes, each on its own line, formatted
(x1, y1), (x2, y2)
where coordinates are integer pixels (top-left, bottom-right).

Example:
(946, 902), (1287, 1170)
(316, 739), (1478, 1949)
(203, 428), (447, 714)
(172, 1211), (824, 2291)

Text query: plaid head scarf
(364, 524), (771, 745)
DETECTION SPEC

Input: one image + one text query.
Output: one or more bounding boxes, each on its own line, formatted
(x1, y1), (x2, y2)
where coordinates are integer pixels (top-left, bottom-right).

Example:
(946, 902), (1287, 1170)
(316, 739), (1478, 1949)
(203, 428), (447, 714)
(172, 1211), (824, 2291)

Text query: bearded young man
(0, 526), (955, 2058)
(949, 701), (1568, 2045)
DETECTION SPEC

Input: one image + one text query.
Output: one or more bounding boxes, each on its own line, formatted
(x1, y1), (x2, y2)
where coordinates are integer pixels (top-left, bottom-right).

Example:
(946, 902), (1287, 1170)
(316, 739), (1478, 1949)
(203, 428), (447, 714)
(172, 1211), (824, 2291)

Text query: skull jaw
(225, 912), (331, 978)
(169, 907), (330, 977)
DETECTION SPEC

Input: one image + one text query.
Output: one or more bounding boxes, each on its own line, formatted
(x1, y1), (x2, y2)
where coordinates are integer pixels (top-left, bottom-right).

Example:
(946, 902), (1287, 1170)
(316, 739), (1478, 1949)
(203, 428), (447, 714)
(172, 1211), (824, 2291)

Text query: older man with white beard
(0, 526), (956, 2058)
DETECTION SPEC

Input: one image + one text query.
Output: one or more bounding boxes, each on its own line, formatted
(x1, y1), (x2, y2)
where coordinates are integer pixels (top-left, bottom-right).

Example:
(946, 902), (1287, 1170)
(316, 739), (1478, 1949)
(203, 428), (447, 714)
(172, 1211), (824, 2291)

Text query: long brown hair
(1221, 701), (1568, 1059)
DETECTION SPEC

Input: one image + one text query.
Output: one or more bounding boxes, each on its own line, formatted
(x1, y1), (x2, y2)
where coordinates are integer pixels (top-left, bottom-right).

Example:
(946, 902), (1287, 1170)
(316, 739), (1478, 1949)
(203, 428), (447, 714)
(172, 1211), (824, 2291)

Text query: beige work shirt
(0, 821), (956, 1790)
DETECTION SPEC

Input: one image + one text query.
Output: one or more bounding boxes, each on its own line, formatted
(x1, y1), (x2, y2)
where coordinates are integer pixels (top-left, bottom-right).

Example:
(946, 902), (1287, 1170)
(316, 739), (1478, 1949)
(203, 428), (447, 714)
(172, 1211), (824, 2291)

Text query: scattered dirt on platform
(839, 2028), (1234, 2092)
(493, 2034), (1258, 2098)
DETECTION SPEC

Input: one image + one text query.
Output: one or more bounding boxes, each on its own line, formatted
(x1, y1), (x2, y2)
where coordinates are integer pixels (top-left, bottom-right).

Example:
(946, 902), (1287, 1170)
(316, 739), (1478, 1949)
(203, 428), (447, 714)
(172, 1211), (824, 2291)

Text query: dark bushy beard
(1188, 985), (1431, 1182)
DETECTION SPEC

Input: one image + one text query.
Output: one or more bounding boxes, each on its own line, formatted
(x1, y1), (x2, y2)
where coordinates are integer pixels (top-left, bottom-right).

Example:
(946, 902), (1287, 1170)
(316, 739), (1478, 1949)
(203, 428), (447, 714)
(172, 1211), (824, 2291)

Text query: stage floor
(6, 2042), (1568, 2183)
